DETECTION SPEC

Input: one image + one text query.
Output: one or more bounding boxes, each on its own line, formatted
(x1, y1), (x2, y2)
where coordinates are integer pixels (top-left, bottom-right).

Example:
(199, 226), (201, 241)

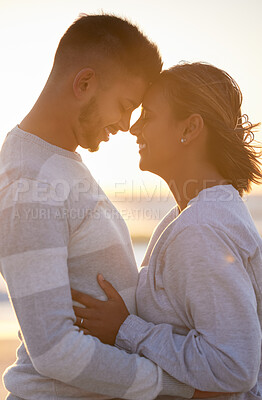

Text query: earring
(181, 138), (187, 143)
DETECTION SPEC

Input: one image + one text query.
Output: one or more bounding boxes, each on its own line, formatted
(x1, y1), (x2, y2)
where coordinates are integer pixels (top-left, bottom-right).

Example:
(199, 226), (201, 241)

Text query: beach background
(1, 0), (262, 397)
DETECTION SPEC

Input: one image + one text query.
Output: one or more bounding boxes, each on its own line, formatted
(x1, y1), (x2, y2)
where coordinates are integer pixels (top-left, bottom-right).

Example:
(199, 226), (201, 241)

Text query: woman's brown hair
(159, 62), (262, 196)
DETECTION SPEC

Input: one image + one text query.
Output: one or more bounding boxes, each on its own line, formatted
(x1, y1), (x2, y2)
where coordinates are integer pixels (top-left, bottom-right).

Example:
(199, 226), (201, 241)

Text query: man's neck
(19, 89), (78, 152)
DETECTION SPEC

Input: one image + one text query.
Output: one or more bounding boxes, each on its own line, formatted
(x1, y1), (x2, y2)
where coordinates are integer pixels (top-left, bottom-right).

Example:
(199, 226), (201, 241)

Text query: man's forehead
(120, 76), (148, 99)
(141, 83), (159, 107)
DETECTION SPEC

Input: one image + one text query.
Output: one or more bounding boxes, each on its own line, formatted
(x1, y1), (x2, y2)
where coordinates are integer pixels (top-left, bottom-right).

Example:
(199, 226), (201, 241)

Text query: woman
(72, 62), (262, 399)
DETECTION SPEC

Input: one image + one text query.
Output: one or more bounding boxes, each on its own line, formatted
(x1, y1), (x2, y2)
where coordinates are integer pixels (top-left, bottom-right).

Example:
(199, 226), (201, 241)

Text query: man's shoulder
(0, 126), (95, 191)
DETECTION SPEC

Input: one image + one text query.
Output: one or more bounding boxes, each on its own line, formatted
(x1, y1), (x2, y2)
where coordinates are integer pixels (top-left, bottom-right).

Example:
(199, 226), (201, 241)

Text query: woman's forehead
(142, 81), (168, 111)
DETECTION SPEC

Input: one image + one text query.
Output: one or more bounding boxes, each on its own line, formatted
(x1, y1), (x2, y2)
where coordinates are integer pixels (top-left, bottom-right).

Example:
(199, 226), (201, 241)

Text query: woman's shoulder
(169, 188), (261, 257)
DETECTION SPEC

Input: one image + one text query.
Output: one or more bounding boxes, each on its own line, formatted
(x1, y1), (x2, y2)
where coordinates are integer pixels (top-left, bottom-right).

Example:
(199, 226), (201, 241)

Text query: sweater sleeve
(115, 224), (261, 392)
(0, 179), (194, 400)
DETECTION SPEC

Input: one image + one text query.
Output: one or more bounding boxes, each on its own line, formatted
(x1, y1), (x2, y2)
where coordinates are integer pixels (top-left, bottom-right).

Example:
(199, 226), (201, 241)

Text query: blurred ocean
(0, 193), (261, 339)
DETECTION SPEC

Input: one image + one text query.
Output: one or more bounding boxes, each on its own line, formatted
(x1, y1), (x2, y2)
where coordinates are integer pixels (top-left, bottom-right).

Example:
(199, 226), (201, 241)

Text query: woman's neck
(165, 162), (227, 212)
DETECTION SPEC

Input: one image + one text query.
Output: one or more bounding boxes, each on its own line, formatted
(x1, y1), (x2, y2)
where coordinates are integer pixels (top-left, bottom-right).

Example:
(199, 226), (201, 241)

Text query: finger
(75, 316), (87, 329)
(75, 317), (100, 331)
(79, 327), (91, 336)
(75, 317), (94, 331)
(71, 288), (102, 307)
(97, 274), (121, 301)
(73, 306), (93, 319)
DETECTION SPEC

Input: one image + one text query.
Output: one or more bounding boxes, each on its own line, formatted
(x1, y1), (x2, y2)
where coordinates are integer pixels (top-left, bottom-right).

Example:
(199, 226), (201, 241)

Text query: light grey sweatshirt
(0, 126), (194, 400)
(116, 185), (262, 400)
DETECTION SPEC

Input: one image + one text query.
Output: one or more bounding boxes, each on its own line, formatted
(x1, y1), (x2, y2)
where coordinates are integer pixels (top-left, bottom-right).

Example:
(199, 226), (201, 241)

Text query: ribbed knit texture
(0, 126), (193, 400)
(116, 185), (262, 400)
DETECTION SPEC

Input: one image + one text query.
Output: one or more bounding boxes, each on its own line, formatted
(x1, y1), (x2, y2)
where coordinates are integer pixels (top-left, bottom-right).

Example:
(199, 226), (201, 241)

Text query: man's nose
(118, 115), (131, 132)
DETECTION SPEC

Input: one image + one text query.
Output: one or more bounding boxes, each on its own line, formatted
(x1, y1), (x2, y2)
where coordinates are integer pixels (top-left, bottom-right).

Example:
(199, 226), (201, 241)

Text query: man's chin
(88, 145), (100, 153)
(87, 137), (109, 152)
(81, 134), (108, 152)
(80, 139), (100, 152)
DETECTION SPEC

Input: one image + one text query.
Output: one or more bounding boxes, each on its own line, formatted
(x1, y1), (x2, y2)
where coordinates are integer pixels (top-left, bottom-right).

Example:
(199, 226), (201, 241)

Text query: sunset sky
(0, 0), (262, 194)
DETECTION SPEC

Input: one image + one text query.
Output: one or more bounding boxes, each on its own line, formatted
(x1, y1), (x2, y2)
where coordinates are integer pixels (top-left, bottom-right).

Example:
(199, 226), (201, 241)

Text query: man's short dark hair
(52, 14), (162, 84)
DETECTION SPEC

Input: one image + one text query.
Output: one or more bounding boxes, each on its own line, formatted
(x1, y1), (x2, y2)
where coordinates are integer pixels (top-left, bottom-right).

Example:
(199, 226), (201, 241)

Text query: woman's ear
(73, 68), (96, 99)
(181, 114), (204, 144)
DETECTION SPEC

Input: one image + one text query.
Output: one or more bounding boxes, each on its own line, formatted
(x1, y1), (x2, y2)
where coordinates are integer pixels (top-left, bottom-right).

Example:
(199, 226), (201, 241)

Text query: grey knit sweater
(0, 126), (194, 400)
(116, 185), (262, 400)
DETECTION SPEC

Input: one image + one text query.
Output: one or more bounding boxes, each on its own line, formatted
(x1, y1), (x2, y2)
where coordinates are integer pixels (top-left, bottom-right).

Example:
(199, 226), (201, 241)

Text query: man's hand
(71, 274), (130, 345)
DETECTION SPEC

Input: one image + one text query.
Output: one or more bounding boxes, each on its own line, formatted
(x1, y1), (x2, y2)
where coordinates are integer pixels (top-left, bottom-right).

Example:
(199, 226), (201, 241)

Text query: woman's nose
(130, 119), (141, 136)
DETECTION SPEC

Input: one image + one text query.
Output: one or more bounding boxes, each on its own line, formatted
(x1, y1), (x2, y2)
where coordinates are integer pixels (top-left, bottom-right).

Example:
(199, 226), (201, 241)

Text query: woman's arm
(72, 279), (233, 399)
(73, 224), (261, 393)
(114, 225), (261, 392)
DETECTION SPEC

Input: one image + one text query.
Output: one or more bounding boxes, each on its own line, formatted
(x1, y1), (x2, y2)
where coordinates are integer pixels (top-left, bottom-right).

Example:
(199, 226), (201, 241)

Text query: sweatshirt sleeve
(0, 179), (194, 400)
(115, 224), (261, 392)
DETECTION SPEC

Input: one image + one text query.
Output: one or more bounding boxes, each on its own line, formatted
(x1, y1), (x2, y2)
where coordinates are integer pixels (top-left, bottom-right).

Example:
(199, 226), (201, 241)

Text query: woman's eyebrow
(141, 105), (153, 112)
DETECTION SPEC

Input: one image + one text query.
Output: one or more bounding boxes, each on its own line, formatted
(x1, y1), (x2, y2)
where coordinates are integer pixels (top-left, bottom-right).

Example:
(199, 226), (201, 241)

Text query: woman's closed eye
(140, 108), (151, 121)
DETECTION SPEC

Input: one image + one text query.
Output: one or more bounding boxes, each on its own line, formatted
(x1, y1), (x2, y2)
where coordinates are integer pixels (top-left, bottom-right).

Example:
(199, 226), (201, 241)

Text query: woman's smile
(138, 143), (147, 153)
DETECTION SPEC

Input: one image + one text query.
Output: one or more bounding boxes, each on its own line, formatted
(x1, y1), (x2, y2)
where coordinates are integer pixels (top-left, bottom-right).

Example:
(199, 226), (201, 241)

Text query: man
(0, 14), (194, 400)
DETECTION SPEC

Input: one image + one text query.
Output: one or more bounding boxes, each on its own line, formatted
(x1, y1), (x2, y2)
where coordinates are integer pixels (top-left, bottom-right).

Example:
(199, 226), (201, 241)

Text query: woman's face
(130, 82), (186, 178)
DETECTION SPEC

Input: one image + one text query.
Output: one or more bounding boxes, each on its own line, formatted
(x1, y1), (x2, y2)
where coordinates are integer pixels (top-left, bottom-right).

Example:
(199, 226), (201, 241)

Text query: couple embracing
(1, 13), (262, 400)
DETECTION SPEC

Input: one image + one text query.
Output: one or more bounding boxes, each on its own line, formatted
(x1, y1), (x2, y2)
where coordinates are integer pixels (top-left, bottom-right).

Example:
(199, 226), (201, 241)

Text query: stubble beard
(79, 96), (103, 152)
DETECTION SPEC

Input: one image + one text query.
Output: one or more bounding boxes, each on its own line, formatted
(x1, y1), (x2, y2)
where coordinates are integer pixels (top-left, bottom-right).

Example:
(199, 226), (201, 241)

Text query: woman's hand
(71, 274), (130, 345)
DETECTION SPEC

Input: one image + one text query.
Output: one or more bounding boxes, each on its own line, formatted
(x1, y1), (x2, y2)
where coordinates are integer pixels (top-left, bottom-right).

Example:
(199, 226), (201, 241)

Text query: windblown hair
(159, 62), (262, 196)
(52, 14), (162, 84)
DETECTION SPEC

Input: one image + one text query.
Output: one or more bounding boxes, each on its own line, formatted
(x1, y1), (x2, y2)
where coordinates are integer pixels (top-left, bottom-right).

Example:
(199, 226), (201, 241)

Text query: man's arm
(0, 179), (194, 400)
(72, 283), (234, 399)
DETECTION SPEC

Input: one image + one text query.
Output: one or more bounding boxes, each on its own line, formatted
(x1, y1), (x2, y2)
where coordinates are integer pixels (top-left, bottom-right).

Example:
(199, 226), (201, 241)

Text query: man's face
(77, 76), (148, 152)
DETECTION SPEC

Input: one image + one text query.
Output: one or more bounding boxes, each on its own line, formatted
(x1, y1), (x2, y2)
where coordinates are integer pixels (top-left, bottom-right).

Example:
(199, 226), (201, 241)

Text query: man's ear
(181, 114), (204, 144)
(73, 68), (96, 99)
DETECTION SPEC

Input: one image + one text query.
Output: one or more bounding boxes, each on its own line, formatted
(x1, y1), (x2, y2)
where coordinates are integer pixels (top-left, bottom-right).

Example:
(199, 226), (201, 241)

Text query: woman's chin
(139, 159), (155, 174)
(139, 159), (148, 171)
